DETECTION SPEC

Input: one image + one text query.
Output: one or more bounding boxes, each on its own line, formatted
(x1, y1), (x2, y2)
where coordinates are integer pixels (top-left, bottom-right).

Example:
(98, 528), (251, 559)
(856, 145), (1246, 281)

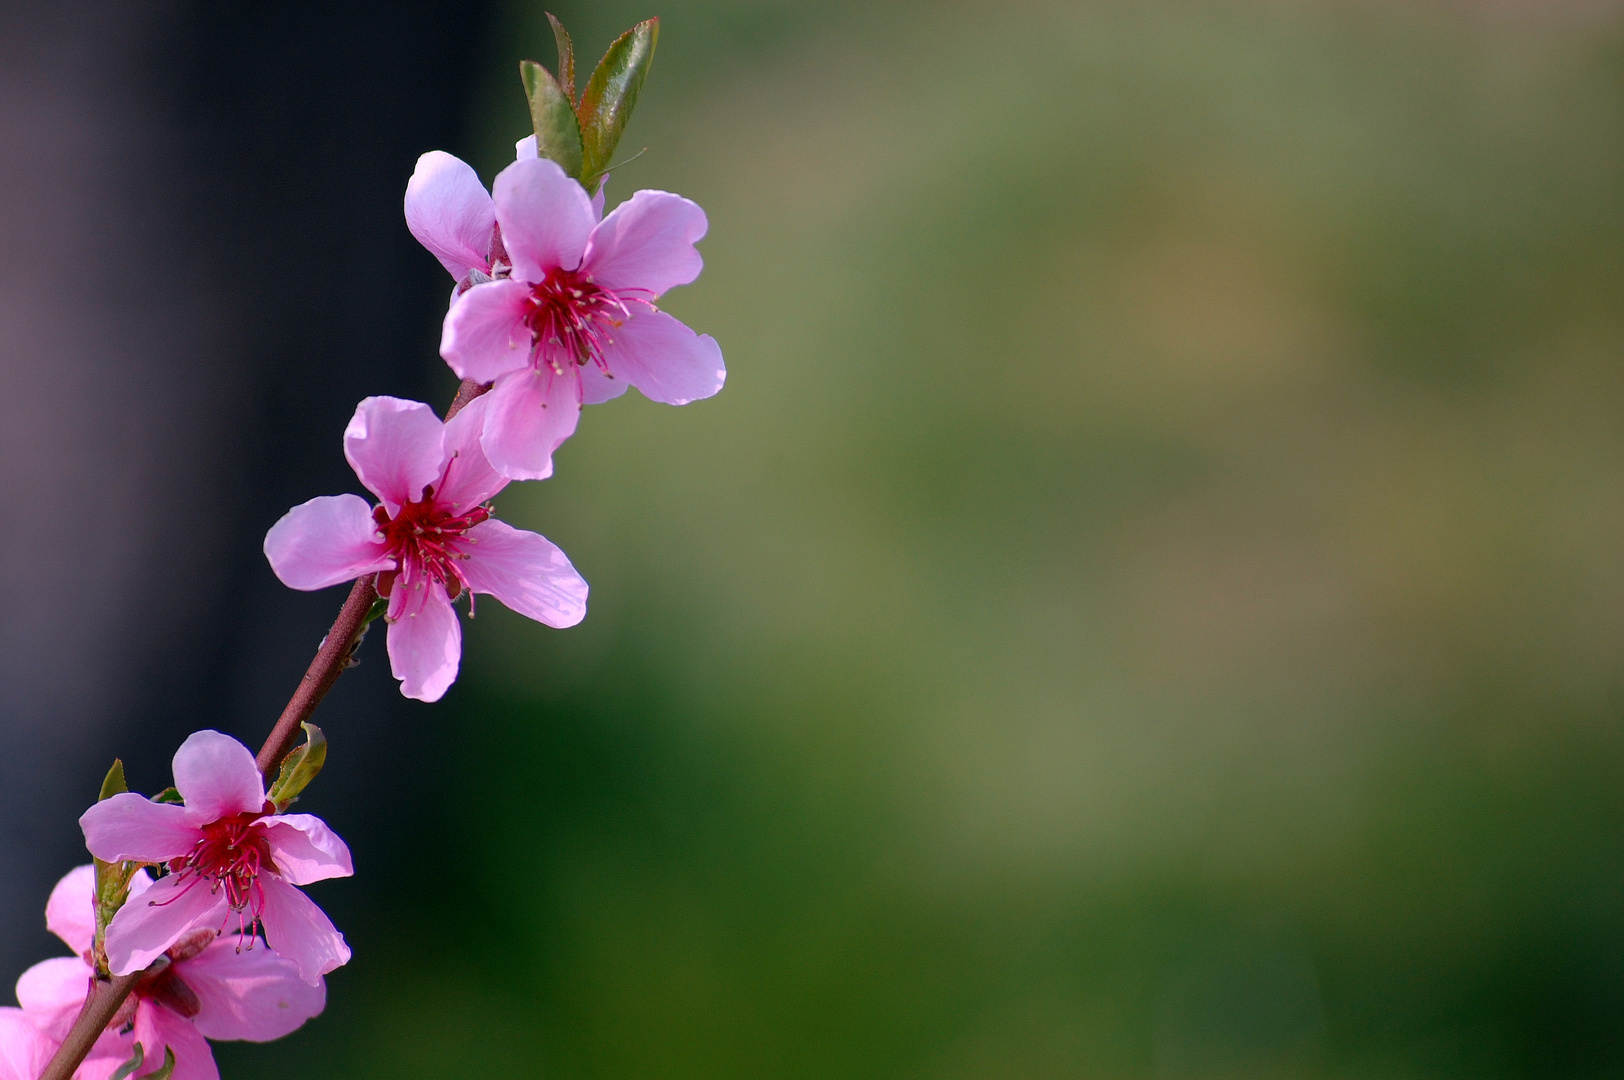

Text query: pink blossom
(17, 866), (324, 1080)
(80, 731), (353, 986)
(0, 1008), (55, 1080)
(262, 394), (588, 701)
(411, 150), (724, 480)
(404, 139), (606, 296)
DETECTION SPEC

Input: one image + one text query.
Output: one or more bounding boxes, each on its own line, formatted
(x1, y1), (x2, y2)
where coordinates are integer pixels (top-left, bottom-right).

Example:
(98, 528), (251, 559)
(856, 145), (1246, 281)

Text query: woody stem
(253, 573), (380, 780)
(36, 972), (142, 1080)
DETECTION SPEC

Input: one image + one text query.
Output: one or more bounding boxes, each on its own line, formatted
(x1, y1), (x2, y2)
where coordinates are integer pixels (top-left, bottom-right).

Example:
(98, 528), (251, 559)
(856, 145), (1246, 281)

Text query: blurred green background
(229, 2), (1624, 1076)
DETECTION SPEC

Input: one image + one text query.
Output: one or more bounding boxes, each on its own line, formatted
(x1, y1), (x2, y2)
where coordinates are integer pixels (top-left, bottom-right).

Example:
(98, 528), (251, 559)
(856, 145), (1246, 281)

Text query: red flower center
(168, 812), (274, 916)
(522, 266), (640, 373)
(373, 488), (491, 601)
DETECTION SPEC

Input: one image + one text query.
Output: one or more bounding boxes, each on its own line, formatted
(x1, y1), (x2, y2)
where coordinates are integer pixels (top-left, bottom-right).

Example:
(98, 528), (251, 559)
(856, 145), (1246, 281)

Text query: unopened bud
(145, 969), (202, 1020)
(165, 927), (217, 963)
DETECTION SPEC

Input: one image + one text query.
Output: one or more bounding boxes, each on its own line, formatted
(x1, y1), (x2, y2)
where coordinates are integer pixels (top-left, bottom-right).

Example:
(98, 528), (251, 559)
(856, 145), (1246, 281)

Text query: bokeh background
(5, 1), (1624, 1077)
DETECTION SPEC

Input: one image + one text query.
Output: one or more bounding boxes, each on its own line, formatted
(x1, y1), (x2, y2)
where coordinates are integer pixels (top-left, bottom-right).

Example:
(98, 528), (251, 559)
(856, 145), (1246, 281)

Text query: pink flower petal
(184, 936), (325, 1042)
(16, 957), (91, 1042)
(134, 1000), (217, 1080)
(263, 495), (393, 591)
(461, 520), (588, 628)
(492, 157), (595, 280)
(75, 1017), (145, 1080)
(385, 581), (461, 702)
(343, 397), (448, 513)
(440, 279), (536, 384)
(257, 877), (349, 985)
(479, 365), (581, 481)
(173, 730), (265, 823)
(104, 874), (228, 978)
(80, 794), (197, 864)
(578, 360), (630, 405)
(512, 135), (607, 224)
(435, 392), (508, 514)
(79, 1041), (139, 1080)
(404, 151), (495, 281)
(0, 1007), (57, 1080)
(262, 817), (353, 886)
(45, 865), (95, 955)
(591, 174), (608, 222)
(597, 309), (726, 405)
(583, 190), (707, 297)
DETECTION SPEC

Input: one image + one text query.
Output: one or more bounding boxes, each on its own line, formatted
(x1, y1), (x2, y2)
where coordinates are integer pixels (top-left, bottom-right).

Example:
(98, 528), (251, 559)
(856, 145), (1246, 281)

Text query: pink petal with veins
(80, 795), (197, 865)
(461, 519), (588, 628)
(492, 157), (595, 280)
(578, 359), (630, 405)
(103, 873), (228, 978)
(343, 397), (447, 513)
(172, 731), (264, 823)
(385, 580), (461, 703)
(440, 280), (535, 385)
(257, 876), (349, 985)
(435, 393), (507, 514)
(263, 495), (393, 591)
(185, 936), (324, 1042)
(44, 865), (96, 955)
(134, 1000), (217, 1080)
(584, 189), (707, 297)
(597, 309), (725, 406)
(261, 816), (353, 886)
(15, 957), (89, 1042)
(479, 365), (581, 481)
(0, 1007), (56, 1080)
(404, 151), (495, 281)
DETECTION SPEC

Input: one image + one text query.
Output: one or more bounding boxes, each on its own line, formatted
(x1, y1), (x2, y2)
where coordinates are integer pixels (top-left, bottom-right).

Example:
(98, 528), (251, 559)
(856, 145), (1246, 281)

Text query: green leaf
(150, 787), (183, 805)
(577, 18), (659, 188)
(267, 723), (327, 811)
(93, 759), (139, 976)
(93, 855), (136, 976)
(99, 759), (127, 801)
(548, 12), (575, 103)
(110, 1042), (143, 1080)
(521, 59), (584, 179)
(107, 1038), (176, 1078)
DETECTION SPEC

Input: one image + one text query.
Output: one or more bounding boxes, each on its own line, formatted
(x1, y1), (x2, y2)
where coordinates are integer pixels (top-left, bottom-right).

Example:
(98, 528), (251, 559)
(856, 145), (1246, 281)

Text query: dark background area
(0, 0), (493, 983)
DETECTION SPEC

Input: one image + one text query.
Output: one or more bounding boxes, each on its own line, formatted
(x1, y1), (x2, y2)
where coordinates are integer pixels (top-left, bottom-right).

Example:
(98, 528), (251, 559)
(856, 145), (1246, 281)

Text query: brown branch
(254, 573), (379, 780)
(445, 377), (492, 421)
(38, 376), (496, 1080)
(37, 971), (142, 1080)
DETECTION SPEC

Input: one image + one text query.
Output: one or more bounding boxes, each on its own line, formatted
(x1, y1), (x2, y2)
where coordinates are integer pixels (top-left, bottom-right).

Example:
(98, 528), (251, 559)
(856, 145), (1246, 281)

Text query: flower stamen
(158, 813), (276, 941)
(373, 492), (491, 605)
(521, 266), (650, 374)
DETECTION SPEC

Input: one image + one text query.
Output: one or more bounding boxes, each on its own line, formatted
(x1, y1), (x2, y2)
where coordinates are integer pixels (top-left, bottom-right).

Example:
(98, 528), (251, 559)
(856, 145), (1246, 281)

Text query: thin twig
(253, 574), (379, 780)
(445, 377), (492, 421)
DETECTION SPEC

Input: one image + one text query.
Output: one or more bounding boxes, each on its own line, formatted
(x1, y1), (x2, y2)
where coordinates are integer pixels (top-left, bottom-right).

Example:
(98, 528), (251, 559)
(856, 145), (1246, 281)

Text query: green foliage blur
(226, 2), (1624, 1076)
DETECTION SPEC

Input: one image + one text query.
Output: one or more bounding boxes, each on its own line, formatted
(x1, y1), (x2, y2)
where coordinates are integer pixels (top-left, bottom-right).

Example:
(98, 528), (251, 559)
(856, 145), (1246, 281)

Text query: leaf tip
(99, 759), (127, 802)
